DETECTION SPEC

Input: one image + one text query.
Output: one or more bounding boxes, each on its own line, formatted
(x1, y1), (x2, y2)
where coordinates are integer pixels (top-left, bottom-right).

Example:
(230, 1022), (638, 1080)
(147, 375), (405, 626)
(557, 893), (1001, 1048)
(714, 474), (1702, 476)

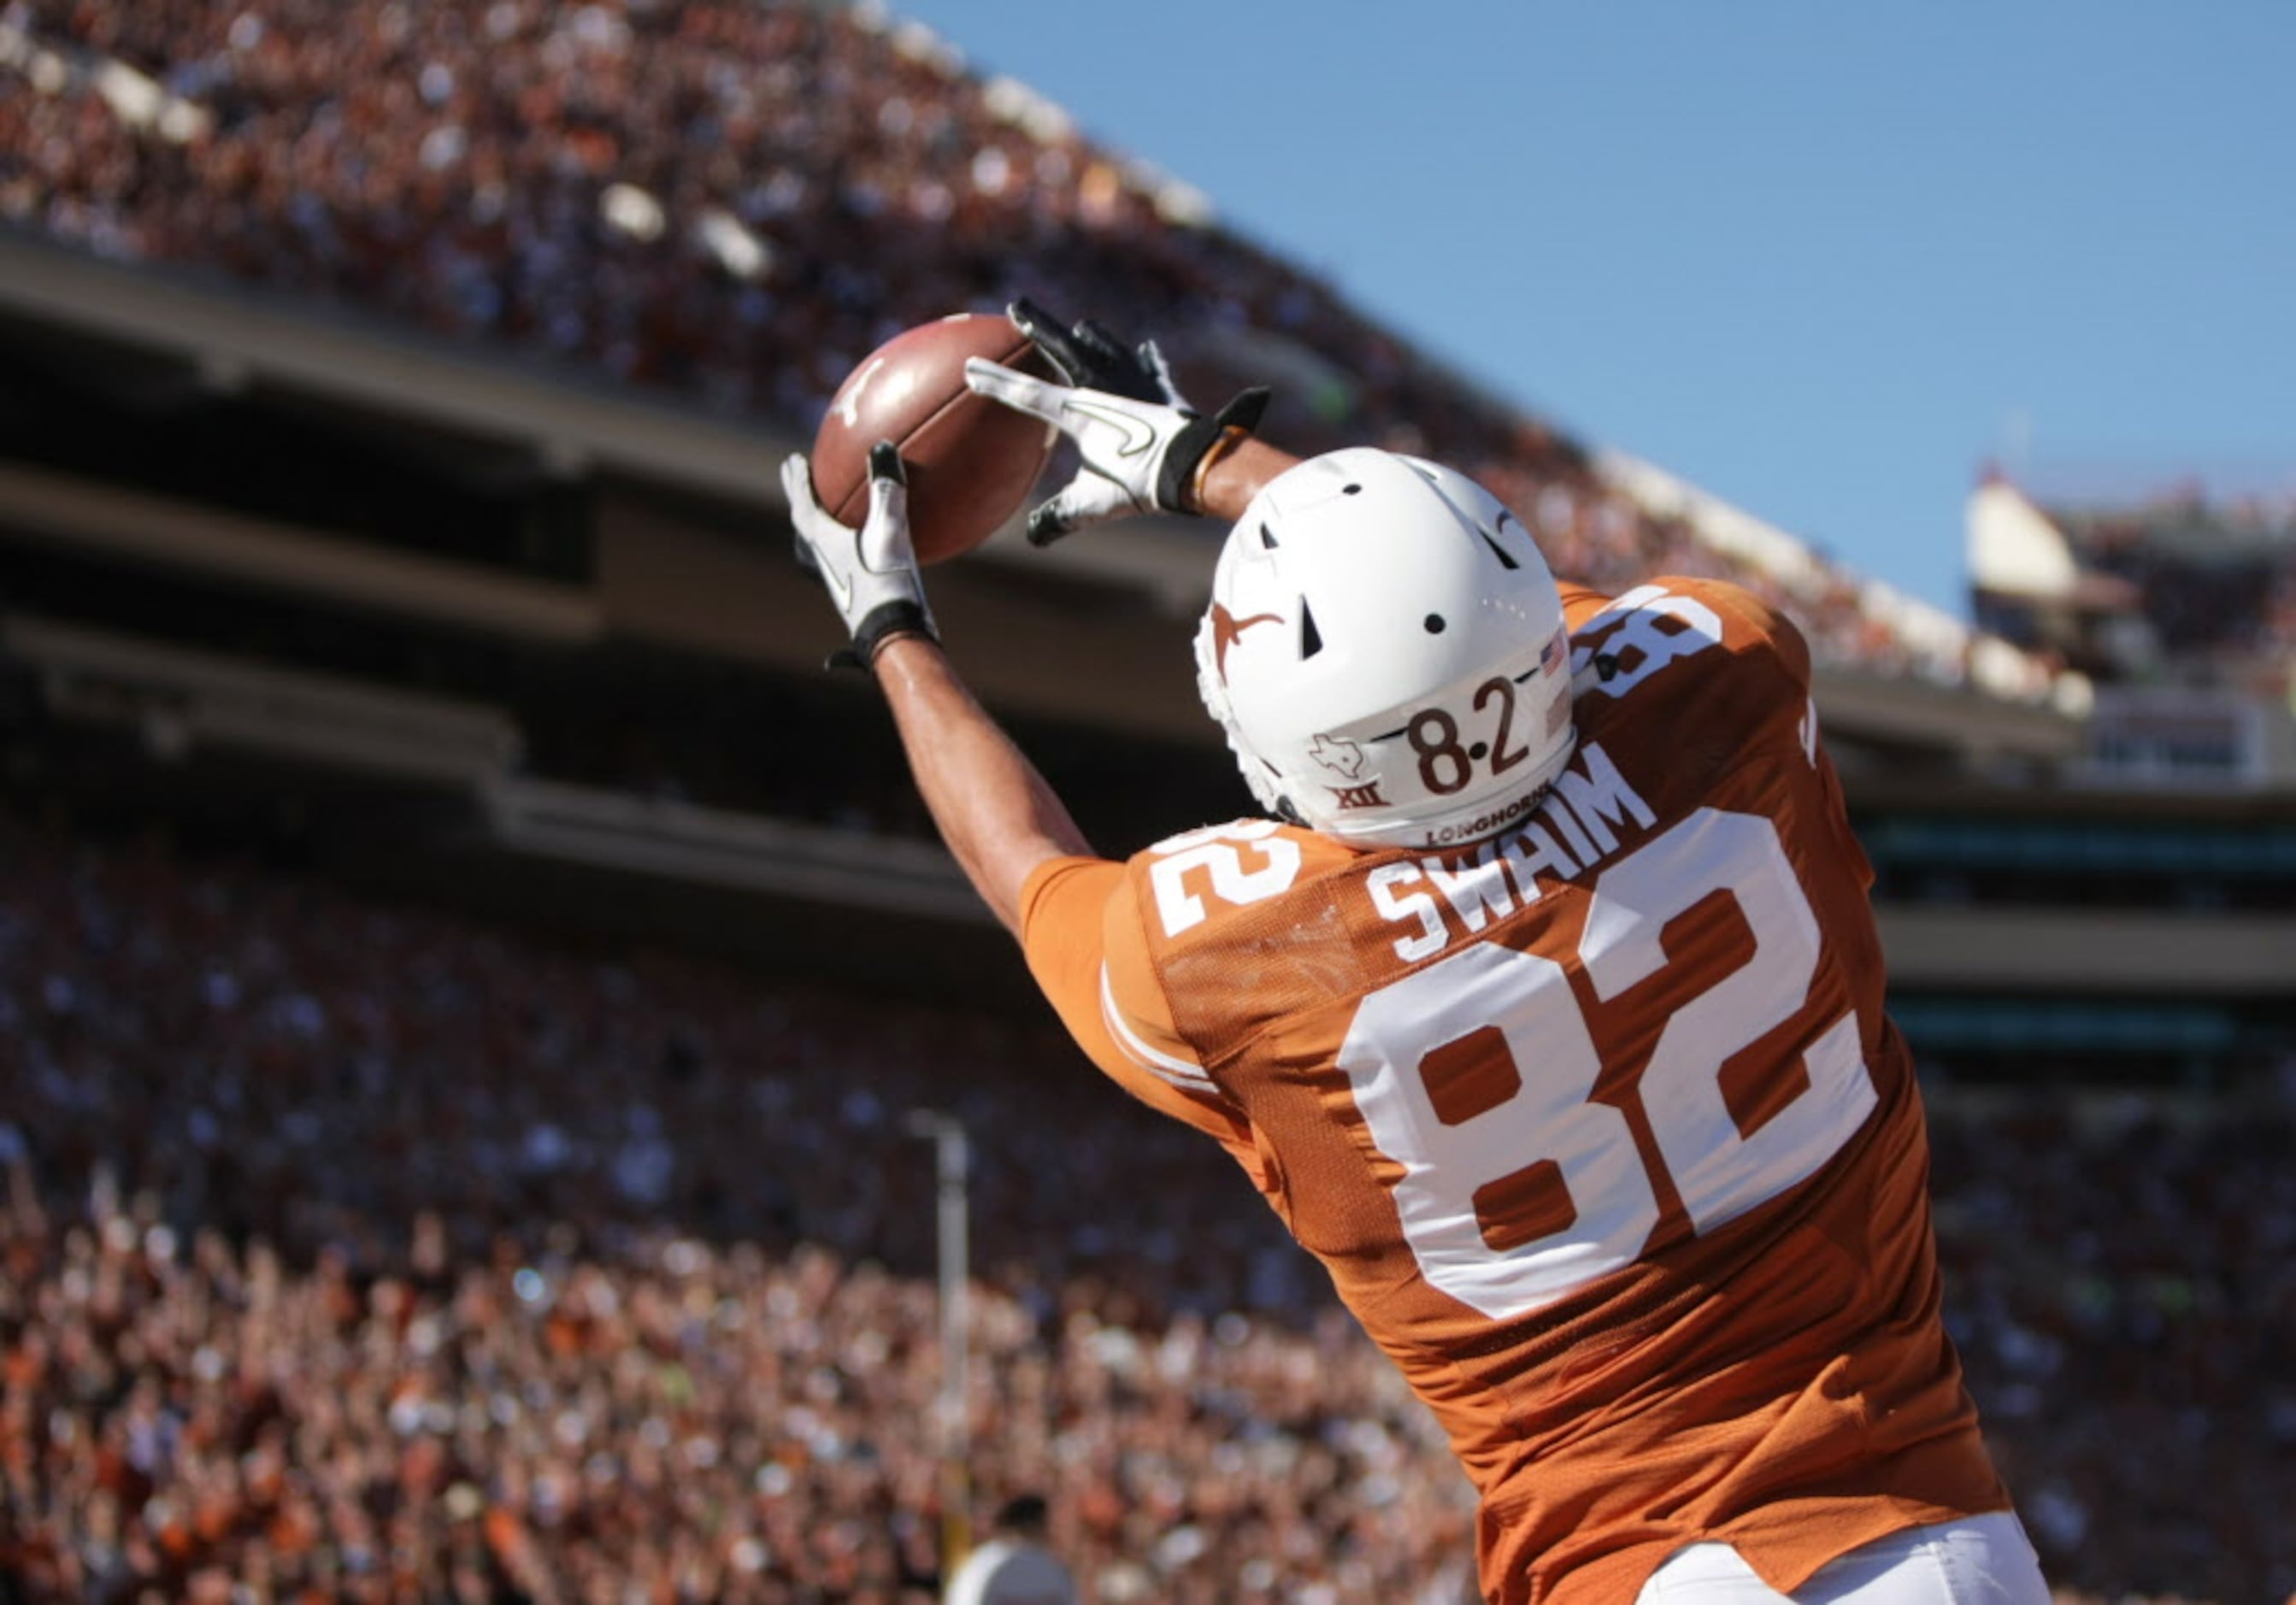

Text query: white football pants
(1636, 1513), (2049, 1604)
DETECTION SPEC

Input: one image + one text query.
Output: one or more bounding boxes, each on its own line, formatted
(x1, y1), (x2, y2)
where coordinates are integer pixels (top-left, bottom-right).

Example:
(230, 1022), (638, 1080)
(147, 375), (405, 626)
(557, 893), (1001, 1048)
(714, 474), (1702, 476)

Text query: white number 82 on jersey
(1337, 807), (1880, 1320)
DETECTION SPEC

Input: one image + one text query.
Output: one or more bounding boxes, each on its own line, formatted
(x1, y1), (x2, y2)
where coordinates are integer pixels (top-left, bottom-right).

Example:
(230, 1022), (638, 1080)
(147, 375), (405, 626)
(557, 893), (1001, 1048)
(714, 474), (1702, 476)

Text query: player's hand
(963, 302), (1269, 545)
(783, 444), (936, 672)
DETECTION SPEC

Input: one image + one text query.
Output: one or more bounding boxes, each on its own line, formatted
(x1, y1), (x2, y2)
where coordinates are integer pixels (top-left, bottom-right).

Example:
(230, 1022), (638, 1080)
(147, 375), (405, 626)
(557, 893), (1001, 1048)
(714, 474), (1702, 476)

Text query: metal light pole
(906, 1109), (971, 1578)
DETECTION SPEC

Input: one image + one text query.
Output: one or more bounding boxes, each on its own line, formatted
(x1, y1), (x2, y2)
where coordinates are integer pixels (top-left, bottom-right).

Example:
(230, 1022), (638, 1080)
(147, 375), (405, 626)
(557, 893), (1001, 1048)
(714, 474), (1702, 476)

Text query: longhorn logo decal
(1209, 603), (1283, 681)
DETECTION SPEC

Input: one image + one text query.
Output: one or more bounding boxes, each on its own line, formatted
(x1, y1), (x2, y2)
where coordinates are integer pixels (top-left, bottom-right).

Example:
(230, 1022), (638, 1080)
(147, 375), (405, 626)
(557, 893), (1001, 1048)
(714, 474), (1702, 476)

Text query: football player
(782, 303), (2049, 1605)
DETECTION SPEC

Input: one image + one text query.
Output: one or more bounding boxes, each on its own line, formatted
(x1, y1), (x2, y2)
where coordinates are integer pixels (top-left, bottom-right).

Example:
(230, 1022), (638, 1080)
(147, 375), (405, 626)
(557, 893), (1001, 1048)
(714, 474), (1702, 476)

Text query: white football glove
(783, 443), (936, 671)
(963, 298), (1269, 545)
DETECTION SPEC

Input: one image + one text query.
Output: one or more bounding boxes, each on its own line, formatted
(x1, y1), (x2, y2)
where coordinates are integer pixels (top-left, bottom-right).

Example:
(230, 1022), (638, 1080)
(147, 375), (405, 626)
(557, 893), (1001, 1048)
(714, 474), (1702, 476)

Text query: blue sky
(890, 2), (2294, 617)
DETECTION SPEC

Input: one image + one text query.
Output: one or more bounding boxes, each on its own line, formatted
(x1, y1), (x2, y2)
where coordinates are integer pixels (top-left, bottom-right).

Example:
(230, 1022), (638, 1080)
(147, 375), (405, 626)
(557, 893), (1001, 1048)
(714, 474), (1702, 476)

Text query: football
(809, 312), (1059, 564)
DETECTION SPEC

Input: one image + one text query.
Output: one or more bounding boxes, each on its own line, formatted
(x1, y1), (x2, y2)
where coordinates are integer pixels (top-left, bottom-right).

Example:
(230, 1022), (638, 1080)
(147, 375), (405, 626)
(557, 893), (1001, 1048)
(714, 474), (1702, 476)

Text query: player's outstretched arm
(785, 441), (1092, 936)
(870, 635), (1093, 937)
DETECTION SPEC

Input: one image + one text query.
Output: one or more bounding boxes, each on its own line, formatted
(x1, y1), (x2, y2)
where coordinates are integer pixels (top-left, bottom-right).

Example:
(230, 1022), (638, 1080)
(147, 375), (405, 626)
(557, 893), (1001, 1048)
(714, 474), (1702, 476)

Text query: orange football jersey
(1021, 578), (2009, 1604)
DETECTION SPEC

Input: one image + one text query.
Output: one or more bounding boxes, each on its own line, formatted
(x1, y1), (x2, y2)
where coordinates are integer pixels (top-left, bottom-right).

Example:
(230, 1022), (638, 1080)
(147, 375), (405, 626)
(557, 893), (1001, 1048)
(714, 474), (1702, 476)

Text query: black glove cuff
(827, 601), (937, 674)
(1156, 387), (1272, 512)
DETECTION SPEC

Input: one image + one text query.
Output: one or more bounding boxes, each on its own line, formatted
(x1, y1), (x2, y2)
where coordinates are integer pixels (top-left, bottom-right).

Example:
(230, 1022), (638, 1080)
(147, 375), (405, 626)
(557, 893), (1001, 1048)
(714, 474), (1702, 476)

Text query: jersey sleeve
(1555, 579), (1809, 686)
(1018, 856), (1261, 1160)
(1707, 580), (1813, 691)
(1572, 577), (1814, 702)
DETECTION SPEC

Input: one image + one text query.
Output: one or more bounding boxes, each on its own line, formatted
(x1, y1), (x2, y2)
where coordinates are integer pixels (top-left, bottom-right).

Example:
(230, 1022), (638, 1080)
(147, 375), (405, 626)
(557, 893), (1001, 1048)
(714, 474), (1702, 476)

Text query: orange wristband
(1189, 425), (1248, 513)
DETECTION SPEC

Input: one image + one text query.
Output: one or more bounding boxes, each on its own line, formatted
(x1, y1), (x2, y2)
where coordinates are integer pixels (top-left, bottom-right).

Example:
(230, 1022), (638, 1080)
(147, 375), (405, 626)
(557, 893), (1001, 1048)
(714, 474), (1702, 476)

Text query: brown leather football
(809, 313), (1058, 564)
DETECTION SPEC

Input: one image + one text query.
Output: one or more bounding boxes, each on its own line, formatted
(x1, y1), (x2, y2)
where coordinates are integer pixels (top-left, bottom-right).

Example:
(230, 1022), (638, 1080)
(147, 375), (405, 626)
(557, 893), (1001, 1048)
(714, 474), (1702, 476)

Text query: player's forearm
(1196, 438), (1302, 522)
(870, 634), (1095, 938)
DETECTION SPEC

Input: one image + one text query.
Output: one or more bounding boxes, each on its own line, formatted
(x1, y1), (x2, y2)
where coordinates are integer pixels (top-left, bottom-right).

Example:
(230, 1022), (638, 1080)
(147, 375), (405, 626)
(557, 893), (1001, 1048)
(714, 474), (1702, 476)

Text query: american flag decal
(1539, 627), (1568, 675)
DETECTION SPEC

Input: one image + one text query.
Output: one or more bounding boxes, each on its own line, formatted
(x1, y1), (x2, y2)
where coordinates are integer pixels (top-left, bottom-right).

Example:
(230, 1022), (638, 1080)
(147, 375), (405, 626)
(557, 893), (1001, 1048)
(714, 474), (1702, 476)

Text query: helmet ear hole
(1299, 603), (1323, 660)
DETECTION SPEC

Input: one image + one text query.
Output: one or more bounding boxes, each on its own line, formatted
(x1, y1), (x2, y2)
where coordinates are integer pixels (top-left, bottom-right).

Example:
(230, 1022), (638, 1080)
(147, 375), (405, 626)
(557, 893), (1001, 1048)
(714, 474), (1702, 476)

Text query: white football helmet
(1193, 449), (1576, 850)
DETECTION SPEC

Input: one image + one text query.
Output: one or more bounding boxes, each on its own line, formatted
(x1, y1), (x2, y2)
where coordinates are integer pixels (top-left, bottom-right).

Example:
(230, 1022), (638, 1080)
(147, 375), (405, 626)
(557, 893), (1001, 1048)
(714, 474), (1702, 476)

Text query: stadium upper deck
(1972, 470), (2296, 690)
(0, 0), (2064, 700)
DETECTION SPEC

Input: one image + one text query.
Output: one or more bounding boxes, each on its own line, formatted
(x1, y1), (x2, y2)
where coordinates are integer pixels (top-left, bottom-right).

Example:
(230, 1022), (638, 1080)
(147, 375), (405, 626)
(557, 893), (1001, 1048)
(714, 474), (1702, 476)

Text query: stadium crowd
(1, 811), (2292, 1602)
(2, 0), (2016, 690)
(0, 809), (1478, 1603)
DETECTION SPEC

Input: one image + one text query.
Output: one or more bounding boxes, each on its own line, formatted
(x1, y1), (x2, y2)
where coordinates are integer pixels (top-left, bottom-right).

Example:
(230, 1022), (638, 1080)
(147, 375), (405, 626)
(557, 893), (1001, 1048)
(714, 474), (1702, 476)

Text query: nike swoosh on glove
(964, 299), (1269, 544)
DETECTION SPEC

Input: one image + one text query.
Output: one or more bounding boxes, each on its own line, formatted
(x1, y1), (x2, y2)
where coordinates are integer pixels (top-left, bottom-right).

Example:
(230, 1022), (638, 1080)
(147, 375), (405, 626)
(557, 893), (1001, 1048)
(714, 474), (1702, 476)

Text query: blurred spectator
(943, 1494), (1075, 1605)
